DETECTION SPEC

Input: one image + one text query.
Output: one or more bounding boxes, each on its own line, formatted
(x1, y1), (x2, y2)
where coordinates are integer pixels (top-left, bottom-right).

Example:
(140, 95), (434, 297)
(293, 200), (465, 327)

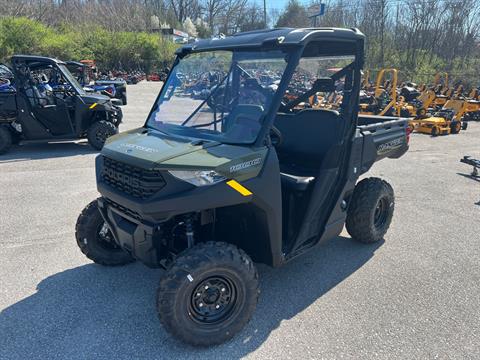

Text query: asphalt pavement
(1, 81), (479, 359)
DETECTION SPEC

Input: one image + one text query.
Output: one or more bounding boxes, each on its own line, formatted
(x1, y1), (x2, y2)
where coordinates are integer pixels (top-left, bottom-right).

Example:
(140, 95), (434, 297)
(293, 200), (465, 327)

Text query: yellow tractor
(413, 99), (468, 136)
(398, 87), (437, 120)
(359, 68), (398, 116)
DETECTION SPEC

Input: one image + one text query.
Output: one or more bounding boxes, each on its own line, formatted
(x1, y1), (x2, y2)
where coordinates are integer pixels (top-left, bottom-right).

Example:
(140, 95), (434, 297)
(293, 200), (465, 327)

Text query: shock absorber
(185, 215), (194, 248)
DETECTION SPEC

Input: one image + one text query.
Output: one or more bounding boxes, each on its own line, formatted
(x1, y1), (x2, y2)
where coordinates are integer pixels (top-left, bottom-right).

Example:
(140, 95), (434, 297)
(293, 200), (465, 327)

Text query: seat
(223, 104), (263, 142)
(280, 173), (315, 191)
(274, 108), (342, 175)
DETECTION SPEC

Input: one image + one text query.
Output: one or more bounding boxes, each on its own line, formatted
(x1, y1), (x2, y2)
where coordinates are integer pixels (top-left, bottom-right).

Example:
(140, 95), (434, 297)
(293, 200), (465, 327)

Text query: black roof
(177, 27), (364, 54)
(11, 55), (65, 65)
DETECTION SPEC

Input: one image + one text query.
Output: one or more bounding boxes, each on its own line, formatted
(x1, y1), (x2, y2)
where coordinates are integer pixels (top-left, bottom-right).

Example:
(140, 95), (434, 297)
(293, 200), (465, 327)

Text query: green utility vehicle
(75, 28), (409, 346)
(0, 55), (122, 154)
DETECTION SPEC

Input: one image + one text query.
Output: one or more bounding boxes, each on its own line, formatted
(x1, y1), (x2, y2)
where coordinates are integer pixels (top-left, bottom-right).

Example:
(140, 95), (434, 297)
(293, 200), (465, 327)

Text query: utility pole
(264, 0), (267, 28)
(380, 0), (386, 68)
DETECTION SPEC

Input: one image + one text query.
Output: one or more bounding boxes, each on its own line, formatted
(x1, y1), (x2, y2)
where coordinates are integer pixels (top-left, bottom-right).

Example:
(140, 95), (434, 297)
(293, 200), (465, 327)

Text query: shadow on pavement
(0, 141), (97, 163)
(456, 172), (480, 183)
(0, 236), (382, 359)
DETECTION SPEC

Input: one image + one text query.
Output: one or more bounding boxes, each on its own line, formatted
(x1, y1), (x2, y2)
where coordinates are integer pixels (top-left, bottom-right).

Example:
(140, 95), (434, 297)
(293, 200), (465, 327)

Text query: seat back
(223, 104), (264, 142)
(274, 109), (343, 174)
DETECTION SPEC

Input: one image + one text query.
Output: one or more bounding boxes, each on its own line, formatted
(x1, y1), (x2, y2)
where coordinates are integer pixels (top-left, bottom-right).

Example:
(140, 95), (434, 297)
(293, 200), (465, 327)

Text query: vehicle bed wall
(357, 114), (404, 126)
(356, 115), (409, 174)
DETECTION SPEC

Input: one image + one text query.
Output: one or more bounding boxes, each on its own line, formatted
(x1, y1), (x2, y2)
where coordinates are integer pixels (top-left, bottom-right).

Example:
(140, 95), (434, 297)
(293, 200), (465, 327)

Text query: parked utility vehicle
(76, 28), (409, 346)
(0, 55), (122, 154)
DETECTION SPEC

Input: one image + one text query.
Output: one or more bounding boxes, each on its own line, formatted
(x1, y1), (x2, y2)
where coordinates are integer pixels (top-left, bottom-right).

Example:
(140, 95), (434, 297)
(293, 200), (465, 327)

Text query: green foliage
(0, 17), (50, 60)
(0, 17), (178, 71)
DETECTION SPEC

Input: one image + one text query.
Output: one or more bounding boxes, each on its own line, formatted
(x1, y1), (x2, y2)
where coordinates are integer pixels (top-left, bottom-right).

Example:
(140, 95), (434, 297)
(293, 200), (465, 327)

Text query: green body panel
(102, 127), (269, 182)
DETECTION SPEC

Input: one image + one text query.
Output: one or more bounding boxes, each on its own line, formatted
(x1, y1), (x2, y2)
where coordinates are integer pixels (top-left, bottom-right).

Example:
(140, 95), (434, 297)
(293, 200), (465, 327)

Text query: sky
(264, 0), (312, 14)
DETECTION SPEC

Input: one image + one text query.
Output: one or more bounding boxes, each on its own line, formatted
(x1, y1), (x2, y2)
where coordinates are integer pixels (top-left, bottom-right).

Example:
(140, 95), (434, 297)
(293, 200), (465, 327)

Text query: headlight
(169, 170), (226, 186)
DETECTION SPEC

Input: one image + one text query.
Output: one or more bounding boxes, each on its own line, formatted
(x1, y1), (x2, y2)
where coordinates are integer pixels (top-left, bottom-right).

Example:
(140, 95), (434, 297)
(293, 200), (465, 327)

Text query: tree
(195, 18), (211, 38)
(275, 0), (309, 28)
(183, 17), (198, 37)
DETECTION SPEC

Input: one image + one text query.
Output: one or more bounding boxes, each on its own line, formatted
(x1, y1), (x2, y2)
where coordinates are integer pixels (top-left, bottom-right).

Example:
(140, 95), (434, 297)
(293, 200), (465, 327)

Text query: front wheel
(157, 242), (259, 346)
(87, 120), (118, 150)
(346, 177), (395, 244)
(75, 199), (135, 266)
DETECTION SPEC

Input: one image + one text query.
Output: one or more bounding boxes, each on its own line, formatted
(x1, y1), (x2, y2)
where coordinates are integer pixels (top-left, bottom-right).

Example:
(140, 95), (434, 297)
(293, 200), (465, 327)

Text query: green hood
(101, 127), (268, 181)
(102, 128), (223, 167)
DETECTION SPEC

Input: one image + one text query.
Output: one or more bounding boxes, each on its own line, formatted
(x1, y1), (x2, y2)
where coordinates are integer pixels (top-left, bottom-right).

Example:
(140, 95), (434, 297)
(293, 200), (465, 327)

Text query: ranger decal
(377, 137), (404, 155)
(229, 158), (262, 173)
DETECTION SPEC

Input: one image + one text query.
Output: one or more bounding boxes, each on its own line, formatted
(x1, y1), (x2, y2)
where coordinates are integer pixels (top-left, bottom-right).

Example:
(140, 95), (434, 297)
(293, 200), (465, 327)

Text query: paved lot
(1, 81), (479, 359)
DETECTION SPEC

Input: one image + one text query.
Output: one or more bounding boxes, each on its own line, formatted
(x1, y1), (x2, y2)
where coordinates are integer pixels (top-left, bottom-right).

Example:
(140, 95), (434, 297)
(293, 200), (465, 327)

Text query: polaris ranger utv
(0, 55), (122, 154)
(75, 28), (409, 346)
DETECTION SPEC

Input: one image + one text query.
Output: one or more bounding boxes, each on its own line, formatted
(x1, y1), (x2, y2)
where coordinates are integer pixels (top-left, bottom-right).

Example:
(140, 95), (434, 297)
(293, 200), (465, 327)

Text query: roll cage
(157, 28), (365, 148)
(11, 55), (85, 97)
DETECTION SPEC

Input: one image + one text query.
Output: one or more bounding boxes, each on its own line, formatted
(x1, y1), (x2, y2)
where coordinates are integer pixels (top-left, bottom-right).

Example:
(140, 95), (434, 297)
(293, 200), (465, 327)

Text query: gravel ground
(1, 81), (479, 359)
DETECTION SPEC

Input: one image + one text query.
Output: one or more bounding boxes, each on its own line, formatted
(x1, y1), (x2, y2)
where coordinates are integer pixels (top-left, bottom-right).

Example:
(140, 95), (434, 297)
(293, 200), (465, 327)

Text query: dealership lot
(0, 81), (479, 359)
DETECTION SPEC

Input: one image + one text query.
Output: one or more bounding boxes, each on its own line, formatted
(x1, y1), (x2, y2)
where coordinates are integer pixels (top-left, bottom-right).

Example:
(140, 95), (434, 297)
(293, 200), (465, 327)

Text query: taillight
(406, 126), (412, 144)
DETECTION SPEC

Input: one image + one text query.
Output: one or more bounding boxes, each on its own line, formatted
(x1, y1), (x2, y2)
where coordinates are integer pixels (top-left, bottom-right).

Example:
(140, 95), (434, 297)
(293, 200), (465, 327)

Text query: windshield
(146, 49), (288, 144)
(57, 64), (86, 95)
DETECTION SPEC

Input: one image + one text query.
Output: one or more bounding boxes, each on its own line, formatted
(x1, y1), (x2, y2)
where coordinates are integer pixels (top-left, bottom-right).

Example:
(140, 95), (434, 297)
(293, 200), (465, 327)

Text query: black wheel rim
(96, 222), (120, 250)
(374, 197), (389, 229)
(189, 276), (237, 325)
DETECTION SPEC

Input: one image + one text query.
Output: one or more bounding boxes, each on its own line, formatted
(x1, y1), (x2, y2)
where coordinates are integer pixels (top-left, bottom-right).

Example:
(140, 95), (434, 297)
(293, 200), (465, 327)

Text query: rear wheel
(450, 121), (461, 134)
(75, 199), (135, 266)
(87, 120), (118, 150)
(157, 242), (259, 346)
(431, 126), (439, 136)
(346, 177), (395, 243)
(0, 126), (13, 155)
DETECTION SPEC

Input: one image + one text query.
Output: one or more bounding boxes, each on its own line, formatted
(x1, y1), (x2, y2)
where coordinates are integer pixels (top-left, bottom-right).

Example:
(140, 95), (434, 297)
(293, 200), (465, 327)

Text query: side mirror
(313, 78), (335, 92)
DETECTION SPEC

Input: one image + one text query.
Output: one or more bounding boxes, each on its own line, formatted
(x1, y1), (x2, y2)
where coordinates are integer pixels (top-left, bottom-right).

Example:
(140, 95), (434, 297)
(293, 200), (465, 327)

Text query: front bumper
(95, 155), (253, 267)
(97, 197), (162, 267)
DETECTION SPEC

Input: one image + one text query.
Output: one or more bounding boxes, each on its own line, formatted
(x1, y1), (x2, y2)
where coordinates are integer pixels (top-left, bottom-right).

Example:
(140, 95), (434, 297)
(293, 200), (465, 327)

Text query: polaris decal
(229, 158), (262, 173)
(377, 137), (404, 155)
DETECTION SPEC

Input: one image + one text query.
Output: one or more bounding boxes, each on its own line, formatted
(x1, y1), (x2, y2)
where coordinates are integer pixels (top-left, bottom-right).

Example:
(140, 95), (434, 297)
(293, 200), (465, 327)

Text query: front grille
(101, 156), (166, 199)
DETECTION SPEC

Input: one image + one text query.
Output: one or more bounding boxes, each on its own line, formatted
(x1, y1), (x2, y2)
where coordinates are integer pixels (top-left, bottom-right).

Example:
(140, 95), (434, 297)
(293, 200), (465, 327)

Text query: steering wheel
(270, 125), (283, 147)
